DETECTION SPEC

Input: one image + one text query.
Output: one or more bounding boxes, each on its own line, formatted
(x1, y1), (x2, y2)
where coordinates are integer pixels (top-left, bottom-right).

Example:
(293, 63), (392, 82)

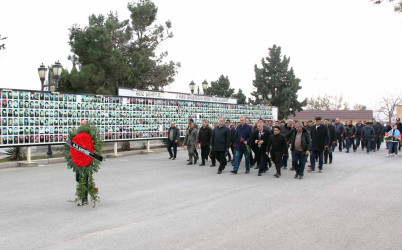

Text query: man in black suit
(308, 117), (329, 173)
(210, 118), (231, 174)
(252, 121), (270, 176)
(266, 126), (288, 178)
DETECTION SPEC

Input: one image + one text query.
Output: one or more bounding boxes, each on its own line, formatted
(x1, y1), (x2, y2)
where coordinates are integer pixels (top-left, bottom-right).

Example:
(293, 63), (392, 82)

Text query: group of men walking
(166, 116), (402, 179)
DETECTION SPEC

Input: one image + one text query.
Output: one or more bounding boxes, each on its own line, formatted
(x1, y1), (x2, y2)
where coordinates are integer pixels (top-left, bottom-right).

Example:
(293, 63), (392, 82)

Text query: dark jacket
(279, 123), (294, 142)
(361, 126), (375, 139)
(266, 133), (288, 163)
(397, 122), (402, 134)
(198, 126), (212, 146)
(235, 124), (253, 152)
(373, 123), (382, 138)
(345, 125), (356, 138)
(355, 123), (364, 137)
(384, 125), (392, 133)
(230, 127), (236, 144)
(310, 124), (329, 151)
(334, 123), (345, 135)
(210, 125), (231, 151)
(289, 127), (311, 152)
(252, 128), (270, 151)
(167, 126), (180, 142)
(327, 124), (337, 144)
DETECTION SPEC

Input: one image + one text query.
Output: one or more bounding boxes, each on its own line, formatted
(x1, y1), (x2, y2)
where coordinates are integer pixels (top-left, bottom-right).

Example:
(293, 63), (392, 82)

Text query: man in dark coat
(397, 118), (402, 150)
(361, 122), (375, 154)
(345, 120), (356, 153)
(229, 123), (236, 164)
(252, 121), (271, 176)
(279, 120), (293, 169)
(308, 117), (329, 173)
(372, 120), (382, 152)
(210, 118), (231, 174)
(231, 117), (253, 174)
(355, 120), (364, 150)
(334, 118), (345, 152)
(167, 122), (180, 160)
(323, 119), (336, 164)
(289, 122), (311, 179)
(266, 126), (288, 178)
(197, 120), (212, 166)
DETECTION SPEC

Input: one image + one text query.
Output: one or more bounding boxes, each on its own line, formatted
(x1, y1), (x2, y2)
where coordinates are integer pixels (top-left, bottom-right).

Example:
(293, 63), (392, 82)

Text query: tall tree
(251, 45), (307, 120)
(0, 34), (7, 51)
(375, 92), (401, 122)
(232, 89), (247, 104)
(58, 0), (179, 95)
(204, 75), (235, 98)
(373, 0), (402, 12)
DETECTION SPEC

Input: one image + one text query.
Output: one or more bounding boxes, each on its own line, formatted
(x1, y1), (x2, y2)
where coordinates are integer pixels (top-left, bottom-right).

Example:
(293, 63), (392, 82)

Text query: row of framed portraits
(0, 89), (275, 147)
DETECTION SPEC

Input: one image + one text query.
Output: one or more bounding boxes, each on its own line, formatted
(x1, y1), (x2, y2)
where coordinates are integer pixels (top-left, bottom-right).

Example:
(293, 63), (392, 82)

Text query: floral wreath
(65, 122), (103, 207)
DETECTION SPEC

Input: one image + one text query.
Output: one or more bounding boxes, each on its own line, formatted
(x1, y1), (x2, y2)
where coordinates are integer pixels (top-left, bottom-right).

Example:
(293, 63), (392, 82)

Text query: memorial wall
(0, 88), (277, 147)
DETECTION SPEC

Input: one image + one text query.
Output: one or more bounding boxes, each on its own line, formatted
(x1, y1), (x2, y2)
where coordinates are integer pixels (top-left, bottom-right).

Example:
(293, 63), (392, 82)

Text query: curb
(0, 147), (184, 170)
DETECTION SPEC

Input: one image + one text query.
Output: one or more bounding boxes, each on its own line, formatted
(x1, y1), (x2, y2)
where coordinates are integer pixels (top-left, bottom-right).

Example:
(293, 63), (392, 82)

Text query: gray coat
(184, 128), (198, 146)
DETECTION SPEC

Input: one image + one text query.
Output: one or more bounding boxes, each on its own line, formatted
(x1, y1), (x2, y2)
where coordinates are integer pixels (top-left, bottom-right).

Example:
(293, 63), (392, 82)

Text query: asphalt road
(1, 147), (401, 250)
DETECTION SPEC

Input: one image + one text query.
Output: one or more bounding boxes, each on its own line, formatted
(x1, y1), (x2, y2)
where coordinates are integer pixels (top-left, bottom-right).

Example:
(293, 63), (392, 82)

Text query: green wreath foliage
(65, 123), (103, 207)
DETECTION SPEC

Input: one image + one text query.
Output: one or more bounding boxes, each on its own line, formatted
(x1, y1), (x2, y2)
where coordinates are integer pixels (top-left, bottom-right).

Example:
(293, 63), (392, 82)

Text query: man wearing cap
(308, 117), (329, 173)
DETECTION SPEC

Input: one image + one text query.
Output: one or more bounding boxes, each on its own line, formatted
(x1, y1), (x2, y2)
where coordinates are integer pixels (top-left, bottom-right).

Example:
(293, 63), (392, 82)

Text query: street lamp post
(189, 80), (209, 95)
(38, 61), (63, 158)
(189, 81), (196, 94)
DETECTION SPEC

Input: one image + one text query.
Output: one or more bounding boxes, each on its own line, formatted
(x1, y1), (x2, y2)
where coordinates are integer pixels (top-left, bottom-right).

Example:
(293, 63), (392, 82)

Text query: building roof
(287, 110), (374, 121)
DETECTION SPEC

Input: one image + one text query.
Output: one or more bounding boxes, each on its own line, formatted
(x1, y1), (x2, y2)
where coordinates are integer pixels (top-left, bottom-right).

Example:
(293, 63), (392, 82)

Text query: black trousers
(355, 136), (362, 149)
(167, 140), (178, 158)
(200, 145), (210, 163)
(256, 148), (268, 173)
(210, 148), (216, 165)
(337, 135), (343, 151)
(324, 147), (332, 163)
(273, 161), (282, 175)
(215, 151), (227, 171)
(194, 147), (199, 157)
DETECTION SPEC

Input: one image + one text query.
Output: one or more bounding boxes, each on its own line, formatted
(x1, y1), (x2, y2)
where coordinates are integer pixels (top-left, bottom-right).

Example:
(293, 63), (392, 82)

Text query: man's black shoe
(298, 176), (303, 179)
(290, 167), (294, 171)
(199, 163), (205, 166)
(187, 162), (193, 165)
(254, 166), (259, 169)
(230, 170), (237, 174)
(294, 174), (298, 179)
(169, 156), (173, 159)
(194, 157), (198, 165)
(274, 173), (280, 178)
(172, 157), (176, 160)
(283, 167), (287, 170)
(345, 151), (349, 153)
(258, 172), (262, 176)
(210, 164), (216, 167)
(245, 170), (250, 174)
(217, 170), (222, 174)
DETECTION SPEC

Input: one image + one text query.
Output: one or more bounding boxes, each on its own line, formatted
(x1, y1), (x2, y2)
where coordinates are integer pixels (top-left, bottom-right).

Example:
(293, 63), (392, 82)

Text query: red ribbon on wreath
(70, 132), (95, 167)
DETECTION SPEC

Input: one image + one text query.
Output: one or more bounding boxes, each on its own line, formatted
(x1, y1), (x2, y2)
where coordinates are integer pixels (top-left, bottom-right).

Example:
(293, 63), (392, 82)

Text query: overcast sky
(0, 0), (401, 109)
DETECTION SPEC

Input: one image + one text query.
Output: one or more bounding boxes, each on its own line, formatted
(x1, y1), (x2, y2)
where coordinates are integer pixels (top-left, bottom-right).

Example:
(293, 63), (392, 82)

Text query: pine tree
(252, 45), (307, 120)
(204, 75), (234, 98)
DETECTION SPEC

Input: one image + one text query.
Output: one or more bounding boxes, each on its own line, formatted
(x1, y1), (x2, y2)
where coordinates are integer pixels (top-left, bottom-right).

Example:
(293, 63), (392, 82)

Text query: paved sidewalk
(0, 148), (401, 249)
